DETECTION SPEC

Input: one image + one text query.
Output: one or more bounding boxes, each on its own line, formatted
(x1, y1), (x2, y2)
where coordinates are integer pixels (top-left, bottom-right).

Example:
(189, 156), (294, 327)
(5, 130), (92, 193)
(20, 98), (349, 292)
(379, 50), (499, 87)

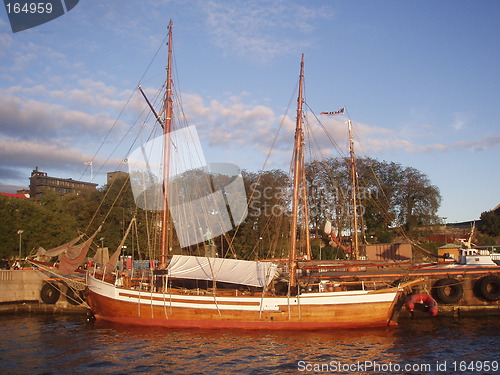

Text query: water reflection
(0, 315), (498, 374)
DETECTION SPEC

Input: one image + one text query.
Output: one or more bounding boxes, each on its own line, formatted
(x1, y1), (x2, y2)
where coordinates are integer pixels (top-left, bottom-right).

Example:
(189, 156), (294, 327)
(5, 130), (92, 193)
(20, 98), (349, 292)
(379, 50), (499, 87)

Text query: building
(107, 171), (129, 186)
(29, 167), (97, 198)
(437, 243), (461, 260)
(364, 243), (413, 261)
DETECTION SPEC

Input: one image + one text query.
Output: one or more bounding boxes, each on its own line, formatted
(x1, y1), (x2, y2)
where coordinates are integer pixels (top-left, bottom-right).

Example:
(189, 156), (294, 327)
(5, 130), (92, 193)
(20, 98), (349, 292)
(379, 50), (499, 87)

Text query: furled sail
(103, 218), (136, 273)
(38, 235), (84, 259)
(56, 227), (101, 275)
(105, 245), (121, 273)
(167, 255), (277, 288)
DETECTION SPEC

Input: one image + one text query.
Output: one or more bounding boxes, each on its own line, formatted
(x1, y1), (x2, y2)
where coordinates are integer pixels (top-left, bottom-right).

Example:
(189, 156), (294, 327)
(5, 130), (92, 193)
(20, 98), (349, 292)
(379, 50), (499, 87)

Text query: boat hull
(86, 274), (401, 330)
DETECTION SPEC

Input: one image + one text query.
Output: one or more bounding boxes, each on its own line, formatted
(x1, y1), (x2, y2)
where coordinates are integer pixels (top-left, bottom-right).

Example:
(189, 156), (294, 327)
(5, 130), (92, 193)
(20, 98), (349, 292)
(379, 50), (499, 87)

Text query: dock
(0, 269), (88, 316)
(299, 260), (500, 318)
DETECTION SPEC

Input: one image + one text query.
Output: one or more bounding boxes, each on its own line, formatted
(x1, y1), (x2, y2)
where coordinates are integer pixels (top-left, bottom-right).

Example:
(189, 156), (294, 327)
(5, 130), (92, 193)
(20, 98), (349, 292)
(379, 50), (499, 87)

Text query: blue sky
(0, 0), (498, 223)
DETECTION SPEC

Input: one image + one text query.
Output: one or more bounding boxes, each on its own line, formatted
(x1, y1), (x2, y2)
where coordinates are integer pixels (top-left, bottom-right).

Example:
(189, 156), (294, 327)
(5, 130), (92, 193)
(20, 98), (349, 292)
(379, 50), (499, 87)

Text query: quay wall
(0, 270), (87, 315)
(310, 267), (500, 317)
(409, 272), (500, 317)
(0, 269), (44, 303)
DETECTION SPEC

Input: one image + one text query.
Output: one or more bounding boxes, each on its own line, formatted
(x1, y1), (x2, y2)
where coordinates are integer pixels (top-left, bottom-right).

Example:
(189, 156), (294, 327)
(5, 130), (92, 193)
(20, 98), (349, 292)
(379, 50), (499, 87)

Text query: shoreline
(0, 301), (89, 316)
(1, 301), (499, 321)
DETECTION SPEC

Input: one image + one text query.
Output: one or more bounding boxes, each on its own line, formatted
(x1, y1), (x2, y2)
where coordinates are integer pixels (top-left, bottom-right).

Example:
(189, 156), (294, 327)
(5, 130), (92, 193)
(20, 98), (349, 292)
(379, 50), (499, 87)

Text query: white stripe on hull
(88, 274), (398, 312)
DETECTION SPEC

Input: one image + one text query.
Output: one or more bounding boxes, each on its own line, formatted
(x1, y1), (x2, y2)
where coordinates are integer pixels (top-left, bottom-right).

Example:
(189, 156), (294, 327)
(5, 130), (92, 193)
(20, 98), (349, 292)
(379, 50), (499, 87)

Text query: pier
(299, 261), (500, 318)
(0, 269), (88, 316)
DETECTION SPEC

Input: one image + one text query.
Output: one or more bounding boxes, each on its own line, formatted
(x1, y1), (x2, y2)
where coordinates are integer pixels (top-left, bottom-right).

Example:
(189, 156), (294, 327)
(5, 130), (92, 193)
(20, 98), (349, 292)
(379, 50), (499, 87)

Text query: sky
(0, 0), (498, 224)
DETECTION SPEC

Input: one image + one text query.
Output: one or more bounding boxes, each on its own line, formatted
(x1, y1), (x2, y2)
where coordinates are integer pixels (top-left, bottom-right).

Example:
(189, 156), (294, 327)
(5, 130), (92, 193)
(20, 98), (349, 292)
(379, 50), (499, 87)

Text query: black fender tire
(432, 278), (463, 304)
(66, 288), (85, 305)
(40, 283), (60, 304)
(476, 276), (500, 302)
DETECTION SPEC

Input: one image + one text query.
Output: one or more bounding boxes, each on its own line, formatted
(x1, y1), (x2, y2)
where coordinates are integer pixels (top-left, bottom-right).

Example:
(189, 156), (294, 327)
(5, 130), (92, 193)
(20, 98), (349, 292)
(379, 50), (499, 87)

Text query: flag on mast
(320, 107), (345, 116)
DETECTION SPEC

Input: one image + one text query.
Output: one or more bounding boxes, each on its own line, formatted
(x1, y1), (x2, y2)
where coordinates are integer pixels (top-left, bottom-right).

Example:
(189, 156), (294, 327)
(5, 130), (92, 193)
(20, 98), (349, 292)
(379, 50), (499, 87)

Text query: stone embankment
(0, 269), (87, 315)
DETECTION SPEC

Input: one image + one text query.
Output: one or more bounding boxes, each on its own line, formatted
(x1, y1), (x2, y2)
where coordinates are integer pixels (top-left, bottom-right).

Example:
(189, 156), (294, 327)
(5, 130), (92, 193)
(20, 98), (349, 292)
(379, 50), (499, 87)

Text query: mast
(348, 119), (359, 260)
(301, 150), (312, 260)
(289, 54), (305, 288)
(159, 20), (174, 268)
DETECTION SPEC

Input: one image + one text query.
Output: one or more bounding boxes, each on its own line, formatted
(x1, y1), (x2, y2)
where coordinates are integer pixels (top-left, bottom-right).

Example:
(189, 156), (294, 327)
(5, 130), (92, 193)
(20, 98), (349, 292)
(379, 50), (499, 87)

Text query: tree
(352, 158), (398, 241)
(0, 177), (146, 260)
(395, 166), (441, 232)
(0, 192), (78, 259)
(303, 157), (442, 242)
(479, 209), (500, 237)
(0, 157), (442, 262)
(231, 169), (291, 260)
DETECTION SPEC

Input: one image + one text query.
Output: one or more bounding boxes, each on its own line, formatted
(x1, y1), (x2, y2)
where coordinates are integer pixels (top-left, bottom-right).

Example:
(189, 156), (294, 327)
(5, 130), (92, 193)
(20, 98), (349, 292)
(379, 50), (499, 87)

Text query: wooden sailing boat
(85, 21), (418, 329)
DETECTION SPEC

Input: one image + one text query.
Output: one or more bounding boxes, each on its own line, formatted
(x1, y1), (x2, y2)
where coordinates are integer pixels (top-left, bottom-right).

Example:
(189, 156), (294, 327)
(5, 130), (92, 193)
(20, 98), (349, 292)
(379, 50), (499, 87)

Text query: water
(0, 314), (498, 374)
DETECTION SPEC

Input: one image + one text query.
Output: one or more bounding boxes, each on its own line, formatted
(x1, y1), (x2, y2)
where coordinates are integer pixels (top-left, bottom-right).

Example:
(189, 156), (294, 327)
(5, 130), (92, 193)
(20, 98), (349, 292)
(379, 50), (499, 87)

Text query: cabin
(363, 243), (412, 261)
(437, 243), (461, 260)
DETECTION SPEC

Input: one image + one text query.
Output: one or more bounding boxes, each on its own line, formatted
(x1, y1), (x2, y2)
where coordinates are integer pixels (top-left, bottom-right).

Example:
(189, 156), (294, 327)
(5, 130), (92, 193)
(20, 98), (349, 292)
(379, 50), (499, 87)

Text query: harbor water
(0, 314), (498, 374)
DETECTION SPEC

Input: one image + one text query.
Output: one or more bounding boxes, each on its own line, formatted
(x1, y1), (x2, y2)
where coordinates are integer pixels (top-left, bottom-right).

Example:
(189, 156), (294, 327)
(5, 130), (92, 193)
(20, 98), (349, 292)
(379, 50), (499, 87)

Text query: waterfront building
(106, 171), (129, 186)
(29, 167), (97, 198)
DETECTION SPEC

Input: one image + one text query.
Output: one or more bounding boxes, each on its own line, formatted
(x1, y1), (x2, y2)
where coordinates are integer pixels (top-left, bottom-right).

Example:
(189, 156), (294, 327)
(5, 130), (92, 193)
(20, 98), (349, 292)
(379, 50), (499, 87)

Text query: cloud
(0, 167), (26, 182)
(7, 78), (132, 111)
(182, 92), (468, 165)
(200, 0), (333, 63)
(2, 81), (496, 188)
(2, 39), (76, 80)
(452, 133), (500, 151)
(361, 138), (448, 154)
(182, 92), (500, 168)
(0, 137), (91, 168)
(0, 81), (132, 184)
(0, 181), (26, 192)
(0, 136), (98, 183)
(452, 111), (469, 131)
(0, 33), (13, 59)
(0, 133), (124, 184)
(182, 92), (278, 147)
(83, 2), (166, 50)
(0, 93), (119, 140)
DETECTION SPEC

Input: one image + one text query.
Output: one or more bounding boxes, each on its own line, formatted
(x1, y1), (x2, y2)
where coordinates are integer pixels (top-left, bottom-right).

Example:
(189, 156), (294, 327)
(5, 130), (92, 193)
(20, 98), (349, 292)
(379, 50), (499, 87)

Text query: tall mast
(348, 119), (359, 260)
(301, 152), (311, 260)
(159, 20), (174, 268)
(289, 54), (305, 288)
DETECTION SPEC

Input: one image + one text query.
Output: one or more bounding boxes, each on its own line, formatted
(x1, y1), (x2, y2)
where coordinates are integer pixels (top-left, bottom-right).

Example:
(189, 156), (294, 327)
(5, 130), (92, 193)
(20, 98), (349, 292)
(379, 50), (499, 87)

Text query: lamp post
(442, 217), (448, 244)
(17, 230), (24, 259)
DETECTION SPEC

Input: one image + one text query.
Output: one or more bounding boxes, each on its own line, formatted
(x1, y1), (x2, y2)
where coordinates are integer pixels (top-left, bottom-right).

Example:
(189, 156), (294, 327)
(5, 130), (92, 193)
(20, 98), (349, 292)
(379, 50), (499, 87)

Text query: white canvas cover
(167, 255), (277, 288)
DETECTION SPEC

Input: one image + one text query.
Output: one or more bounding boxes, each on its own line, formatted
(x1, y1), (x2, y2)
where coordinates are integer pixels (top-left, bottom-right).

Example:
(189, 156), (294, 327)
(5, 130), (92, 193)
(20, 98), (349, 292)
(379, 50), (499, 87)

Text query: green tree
(395, 166), (441, 232)
(479, 209), (500, 237)
(229, 169), (291, 260)
(303, 157), (442, 244)
(0, 192), (78, 259)
(0, 157), (442, 263)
